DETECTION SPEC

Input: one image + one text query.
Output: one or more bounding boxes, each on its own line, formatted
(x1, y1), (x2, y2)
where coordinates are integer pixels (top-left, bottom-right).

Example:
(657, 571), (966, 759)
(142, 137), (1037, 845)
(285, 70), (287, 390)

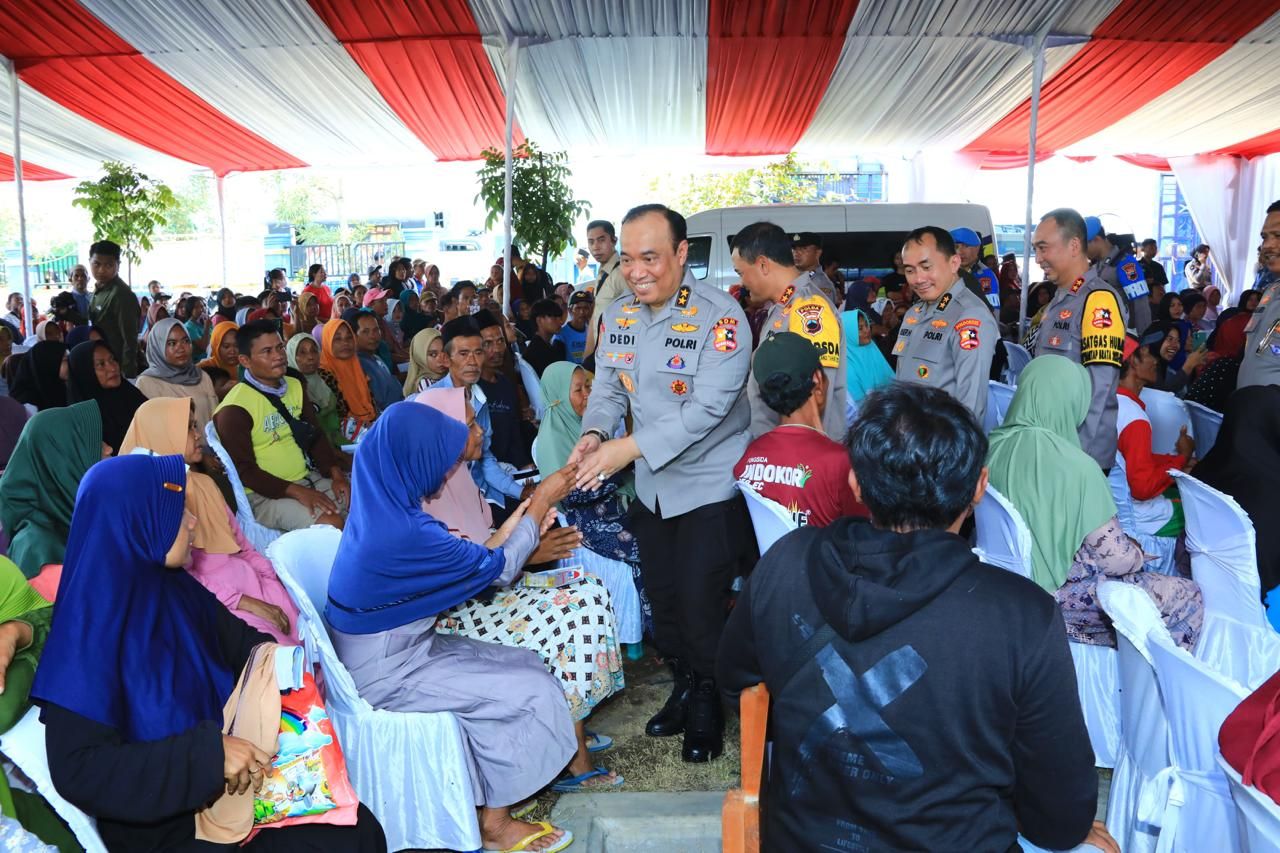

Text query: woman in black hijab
(9, 340), (67, 411)
(66, 340), (146, 455)
(1197, 385), (1280, 597)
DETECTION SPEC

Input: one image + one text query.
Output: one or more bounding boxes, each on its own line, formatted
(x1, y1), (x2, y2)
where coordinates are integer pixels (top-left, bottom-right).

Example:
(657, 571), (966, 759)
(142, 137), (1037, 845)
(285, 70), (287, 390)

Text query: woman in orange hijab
(198, 321), (239, 374)
(318, 317), (378, 439)
(119, 397), (299, 642)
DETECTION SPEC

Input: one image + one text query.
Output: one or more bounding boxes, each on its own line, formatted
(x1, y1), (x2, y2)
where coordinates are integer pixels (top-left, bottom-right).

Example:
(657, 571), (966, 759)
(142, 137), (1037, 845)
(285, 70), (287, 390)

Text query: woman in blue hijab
(31, 454), (386, 852)
(327, 400), (585, 853)
(840, 308), (894, 409)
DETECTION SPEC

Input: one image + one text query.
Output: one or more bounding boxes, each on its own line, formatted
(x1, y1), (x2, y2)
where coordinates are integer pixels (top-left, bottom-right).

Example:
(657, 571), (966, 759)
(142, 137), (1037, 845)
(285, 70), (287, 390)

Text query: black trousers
(631, 493), (756, 677)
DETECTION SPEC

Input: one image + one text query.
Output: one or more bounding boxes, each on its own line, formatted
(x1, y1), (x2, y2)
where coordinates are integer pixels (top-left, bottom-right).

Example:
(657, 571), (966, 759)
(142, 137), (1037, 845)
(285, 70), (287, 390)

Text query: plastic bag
(253, 673), (359, 829)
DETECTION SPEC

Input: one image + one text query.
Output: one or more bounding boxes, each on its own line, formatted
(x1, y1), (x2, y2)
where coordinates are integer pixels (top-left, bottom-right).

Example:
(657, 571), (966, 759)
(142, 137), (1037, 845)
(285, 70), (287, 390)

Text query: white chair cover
(1098, 582), (1174, 853)
(1002, 341), (1033, 385)
(735, 482), (798, 555)
(204, 420), (281, 554)
(970, 484), (1118, 767)
(1183, 400), (1223, 458)
(514, 352), (545, 421)
(1146, 632), (1248, 853)
(556, 545), (641, 645)
(1218, 753), (1280, 853)
(1139, 388), (1193, 455)
(1107, 457), (1177, 576)
(0, 709), (105, 853)
(266, 527), (481, 853)
(1170, 470), (1280, 689)
(973, 484), (1033, 579)
(985, 380), (1015, 433)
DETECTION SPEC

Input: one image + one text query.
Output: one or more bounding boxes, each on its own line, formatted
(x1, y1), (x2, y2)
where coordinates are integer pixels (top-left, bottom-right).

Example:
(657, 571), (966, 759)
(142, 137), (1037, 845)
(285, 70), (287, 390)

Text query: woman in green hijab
(0, 401), (106, 578)
(286, 332), (344, 450)
(985, 355), (1201, 649)
(0, 556), (81, 851)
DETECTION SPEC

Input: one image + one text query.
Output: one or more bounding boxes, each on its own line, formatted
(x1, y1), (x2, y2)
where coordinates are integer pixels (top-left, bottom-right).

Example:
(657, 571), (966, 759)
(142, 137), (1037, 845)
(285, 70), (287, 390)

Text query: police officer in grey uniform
(734, 222), (848, 440)
(1032, 209), (1127, 470)
(1084, 217), (1141, 332)
(570, 204), (754, 763)
(894, 226), (998, 423)
(791, 232), (840, 304)
(1239, 200), (1280, 388)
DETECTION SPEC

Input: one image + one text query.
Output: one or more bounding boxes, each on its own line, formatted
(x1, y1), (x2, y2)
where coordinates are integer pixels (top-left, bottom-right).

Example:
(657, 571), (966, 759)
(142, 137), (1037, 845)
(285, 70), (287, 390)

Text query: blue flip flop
(551, 766), (623, 793)
(585, 729), (613, 753)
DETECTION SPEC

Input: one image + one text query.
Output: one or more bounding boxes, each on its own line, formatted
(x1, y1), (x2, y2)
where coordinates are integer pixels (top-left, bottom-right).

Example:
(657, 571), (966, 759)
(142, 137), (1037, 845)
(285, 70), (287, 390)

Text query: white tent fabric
(1066, 10), (1280, 158)
(79, 0), (431, 168)
(1171, 153), (1280, 298)
(0, 63), (191, 176)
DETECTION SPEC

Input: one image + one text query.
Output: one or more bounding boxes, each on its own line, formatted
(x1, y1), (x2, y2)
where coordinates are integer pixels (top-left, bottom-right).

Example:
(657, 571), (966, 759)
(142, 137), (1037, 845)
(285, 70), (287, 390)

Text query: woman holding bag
(30, 453), (386, 852)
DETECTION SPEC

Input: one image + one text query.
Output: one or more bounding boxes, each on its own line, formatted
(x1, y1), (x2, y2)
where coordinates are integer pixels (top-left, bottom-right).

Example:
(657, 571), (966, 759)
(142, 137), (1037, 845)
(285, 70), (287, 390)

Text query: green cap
(752, 331), (820, 394)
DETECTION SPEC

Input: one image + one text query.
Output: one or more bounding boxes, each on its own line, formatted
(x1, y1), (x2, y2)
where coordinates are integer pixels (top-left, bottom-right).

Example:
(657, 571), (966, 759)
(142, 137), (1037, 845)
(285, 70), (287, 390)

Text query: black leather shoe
(645, 658), (691, 737)
(681, 675), (724, 763)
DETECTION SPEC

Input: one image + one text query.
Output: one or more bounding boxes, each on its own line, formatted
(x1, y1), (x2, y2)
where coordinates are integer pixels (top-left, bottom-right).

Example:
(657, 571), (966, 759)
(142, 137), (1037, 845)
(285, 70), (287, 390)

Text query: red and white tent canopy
(2, 0), (1280, 180)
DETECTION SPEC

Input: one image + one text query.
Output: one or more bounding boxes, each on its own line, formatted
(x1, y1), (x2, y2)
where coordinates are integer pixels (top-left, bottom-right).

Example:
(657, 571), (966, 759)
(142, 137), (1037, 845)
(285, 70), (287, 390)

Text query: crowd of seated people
(1, 203), (1279, 853)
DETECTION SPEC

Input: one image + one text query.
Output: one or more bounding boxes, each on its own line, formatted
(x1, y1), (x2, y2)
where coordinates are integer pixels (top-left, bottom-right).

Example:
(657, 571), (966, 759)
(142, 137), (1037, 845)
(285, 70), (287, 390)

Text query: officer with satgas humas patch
(569, 203), (755, 764)
(1031, 208), (1126, 470)
(894, 226), (998, 424)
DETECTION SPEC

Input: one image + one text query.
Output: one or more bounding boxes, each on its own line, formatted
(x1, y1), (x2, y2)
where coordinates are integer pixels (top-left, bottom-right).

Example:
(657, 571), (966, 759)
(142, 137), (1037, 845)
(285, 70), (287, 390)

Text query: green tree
(161, 175), (214, 235)
(71, 161), (178, 282)
(650, 153), (830, 215)
(476, 141), (590, 268)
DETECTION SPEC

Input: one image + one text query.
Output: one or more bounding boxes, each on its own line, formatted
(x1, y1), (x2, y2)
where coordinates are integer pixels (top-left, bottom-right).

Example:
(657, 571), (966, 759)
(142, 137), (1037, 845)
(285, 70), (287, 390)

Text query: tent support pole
(216, 174), (228, 291)
(1020, 33), (1047, 339)
(7, 59), (31, 332)
(501, 39), (522, 320)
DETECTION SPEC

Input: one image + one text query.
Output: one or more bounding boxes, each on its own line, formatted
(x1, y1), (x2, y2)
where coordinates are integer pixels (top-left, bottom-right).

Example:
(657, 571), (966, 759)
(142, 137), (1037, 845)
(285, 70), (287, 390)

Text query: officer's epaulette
(936, 293), (952, 312)
(675, 285), (691, 309)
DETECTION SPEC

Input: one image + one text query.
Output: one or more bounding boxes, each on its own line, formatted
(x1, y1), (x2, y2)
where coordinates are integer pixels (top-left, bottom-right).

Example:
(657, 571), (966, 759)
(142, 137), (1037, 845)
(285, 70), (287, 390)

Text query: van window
(721, 230), (907, 278)
(687, 235), (711, 281)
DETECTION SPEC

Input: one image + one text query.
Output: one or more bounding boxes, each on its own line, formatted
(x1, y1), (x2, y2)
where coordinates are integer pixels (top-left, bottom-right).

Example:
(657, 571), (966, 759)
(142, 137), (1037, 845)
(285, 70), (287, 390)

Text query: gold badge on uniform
(620, 372), (635, 394)
(669, 379), (688, 396)
(670, 322), (699, 333)
(916, 365), (929, 379)
(675, 285), (691, 308)
(616, 317), (637, 329)
(679, 305), (699, 316)
(621, 302), (642, 314)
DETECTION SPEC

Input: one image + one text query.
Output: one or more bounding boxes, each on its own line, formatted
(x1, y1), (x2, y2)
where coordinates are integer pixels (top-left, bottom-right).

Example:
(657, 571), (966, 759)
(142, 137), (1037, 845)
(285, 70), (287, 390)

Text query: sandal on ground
(551, 765), (624, 793)
(510, 798), (538, 820)
(483, 821), (573, 853)
(585, 729), (613, 753)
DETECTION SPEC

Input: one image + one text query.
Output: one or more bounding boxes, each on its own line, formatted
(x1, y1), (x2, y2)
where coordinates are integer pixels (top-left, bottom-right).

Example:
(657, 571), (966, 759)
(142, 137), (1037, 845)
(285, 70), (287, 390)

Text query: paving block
(549, 791), (724, 852)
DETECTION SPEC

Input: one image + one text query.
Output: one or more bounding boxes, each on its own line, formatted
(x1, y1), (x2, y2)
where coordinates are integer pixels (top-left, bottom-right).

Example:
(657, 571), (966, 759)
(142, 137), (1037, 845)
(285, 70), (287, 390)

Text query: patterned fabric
(318, 367), (374, 421)
(562, 483), (652, 638)
(438, 575), (625, 720)
(1054, 516), (1203, 650)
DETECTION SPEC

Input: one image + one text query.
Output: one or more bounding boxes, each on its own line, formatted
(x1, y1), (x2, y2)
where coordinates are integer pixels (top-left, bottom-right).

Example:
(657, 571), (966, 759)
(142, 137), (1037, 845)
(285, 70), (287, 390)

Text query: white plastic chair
(1002, 341), (1033, 386)
(1139, 388), (1193, 455)
(1218, 753), (1280, 853)
(984, 380), (1015, 433)
(1107, 457), (1178, 576)
(971, 485), (1118, 767)
(1184, 400), (1223, 457)
(1171, 470), (1280, 689)
(0, 708), (105, 853)
(514, 351), (544, 421)
(266, 527), (481, 853)
(973, 484), (1033, 579)
(736, 481), (798, 555)
(1145, 631), (1248, 853)
(204, 420), (281, 554)
(1098, 582), (1174, 853)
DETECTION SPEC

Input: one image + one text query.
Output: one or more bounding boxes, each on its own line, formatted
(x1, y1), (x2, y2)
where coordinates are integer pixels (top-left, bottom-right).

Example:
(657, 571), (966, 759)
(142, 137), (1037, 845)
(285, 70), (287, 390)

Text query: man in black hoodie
(718, 383), (1111, 853)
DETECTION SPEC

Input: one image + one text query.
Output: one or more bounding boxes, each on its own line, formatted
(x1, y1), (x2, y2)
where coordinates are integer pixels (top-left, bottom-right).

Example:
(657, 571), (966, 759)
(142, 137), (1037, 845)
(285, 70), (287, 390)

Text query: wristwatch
(583, 428), (610, 445)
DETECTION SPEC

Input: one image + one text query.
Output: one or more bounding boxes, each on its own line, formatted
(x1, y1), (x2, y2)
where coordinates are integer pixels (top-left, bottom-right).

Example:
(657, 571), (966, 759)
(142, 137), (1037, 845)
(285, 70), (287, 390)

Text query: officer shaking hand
(894, 227), (998, 423)
(568, 204), (755, 765)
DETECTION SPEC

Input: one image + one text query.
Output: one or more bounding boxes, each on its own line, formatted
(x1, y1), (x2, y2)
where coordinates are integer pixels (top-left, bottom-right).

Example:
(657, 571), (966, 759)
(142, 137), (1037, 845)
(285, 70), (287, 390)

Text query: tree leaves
(475, 141), (590, 267)
(72, 161), (178, 278)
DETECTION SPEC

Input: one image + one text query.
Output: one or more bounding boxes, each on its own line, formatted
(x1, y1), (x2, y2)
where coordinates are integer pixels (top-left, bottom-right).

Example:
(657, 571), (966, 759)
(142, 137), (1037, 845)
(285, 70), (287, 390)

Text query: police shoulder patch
(787, 295), (840, 368)
(1081, 289), (1124, 368)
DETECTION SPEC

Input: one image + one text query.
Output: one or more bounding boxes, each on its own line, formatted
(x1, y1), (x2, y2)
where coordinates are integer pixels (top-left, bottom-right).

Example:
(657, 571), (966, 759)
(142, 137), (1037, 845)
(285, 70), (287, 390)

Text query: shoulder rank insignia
(779, 285), (795, 306)
(675, 285), (691, 309)
(935, 293), (952, 312)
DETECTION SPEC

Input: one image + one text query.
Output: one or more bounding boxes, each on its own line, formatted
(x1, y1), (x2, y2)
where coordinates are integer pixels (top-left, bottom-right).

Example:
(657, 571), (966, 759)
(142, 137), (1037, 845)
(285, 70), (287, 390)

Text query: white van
(684, 203), (996, 292)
